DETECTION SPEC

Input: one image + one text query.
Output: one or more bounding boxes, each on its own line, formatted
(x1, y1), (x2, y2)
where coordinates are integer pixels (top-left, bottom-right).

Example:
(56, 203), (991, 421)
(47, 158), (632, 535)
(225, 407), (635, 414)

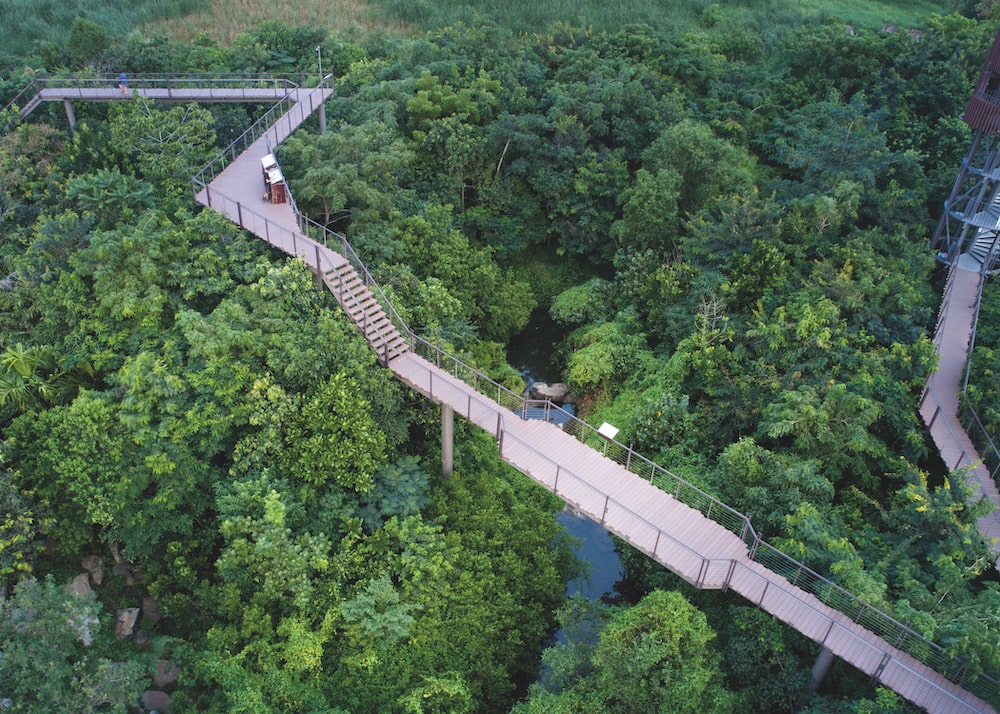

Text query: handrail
(182, 74), (999, 708)
(191, 77), (334, 192)
(2, 77), (42, 116)
(960, 268), (1000, 488)
(5, 73), (309, 123)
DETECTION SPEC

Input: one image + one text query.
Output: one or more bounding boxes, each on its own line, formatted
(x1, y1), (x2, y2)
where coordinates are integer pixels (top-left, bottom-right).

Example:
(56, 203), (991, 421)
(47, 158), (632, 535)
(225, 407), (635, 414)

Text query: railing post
(854, 603), (867, 624)
(723, 559), (736, 591)
(600, 495), (609, 525)
(237, 202), (243, 229)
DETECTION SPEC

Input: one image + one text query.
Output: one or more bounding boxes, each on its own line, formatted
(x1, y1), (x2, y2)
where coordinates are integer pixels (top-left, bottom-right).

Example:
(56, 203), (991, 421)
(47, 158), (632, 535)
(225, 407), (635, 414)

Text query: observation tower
(932, 26), (1000, 272)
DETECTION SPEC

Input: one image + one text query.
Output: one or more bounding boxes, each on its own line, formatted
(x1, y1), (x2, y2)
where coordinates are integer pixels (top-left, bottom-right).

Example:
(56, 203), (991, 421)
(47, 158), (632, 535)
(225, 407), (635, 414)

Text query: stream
(507, 309), (623, 602)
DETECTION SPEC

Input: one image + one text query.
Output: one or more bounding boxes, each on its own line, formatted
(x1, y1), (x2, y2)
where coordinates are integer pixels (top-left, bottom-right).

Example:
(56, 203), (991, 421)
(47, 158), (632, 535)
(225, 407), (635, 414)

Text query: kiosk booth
(261, 153), (287, 204)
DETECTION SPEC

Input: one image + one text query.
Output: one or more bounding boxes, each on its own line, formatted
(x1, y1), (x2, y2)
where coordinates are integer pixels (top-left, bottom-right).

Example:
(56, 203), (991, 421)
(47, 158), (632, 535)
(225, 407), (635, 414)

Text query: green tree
(642, 119), (757, 218)
(107, 98), (216, 197)
(67, 18), (111, 68)
(0, 575), (148, 713)
(515, 590), (742, 713)
(278, 122), (413, 247)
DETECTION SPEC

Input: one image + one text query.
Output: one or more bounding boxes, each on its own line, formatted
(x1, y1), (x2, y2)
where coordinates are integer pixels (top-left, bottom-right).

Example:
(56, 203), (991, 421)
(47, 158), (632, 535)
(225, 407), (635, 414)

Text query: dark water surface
(557, 509), (623, 601)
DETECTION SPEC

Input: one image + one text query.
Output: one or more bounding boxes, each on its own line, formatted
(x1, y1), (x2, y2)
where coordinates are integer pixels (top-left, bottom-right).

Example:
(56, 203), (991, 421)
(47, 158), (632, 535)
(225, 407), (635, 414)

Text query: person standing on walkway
(117, 72), (129, 97)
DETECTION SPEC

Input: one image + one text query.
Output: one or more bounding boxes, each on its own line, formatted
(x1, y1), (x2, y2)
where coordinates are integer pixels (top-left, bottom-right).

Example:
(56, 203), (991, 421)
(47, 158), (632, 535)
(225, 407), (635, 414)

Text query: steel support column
(442, 403), (454, 478)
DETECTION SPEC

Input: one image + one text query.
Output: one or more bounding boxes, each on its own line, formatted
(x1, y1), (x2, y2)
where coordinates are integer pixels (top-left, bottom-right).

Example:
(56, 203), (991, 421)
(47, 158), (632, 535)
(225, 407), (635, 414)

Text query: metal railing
(296, 213), (413, 349)
(964, 403), (1000, 485)
(184, 74), (1000, 710)
(6, 73), (310, 119)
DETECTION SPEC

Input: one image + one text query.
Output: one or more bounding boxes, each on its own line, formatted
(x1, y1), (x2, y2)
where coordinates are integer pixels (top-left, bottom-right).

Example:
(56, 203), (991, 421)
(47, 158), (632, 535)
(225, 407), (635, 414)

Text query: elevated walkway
(920, 263), (1000, 550)
(8, 76), (302, 119)
(191, 90), (995, 714)
(14, 76), (998, 714)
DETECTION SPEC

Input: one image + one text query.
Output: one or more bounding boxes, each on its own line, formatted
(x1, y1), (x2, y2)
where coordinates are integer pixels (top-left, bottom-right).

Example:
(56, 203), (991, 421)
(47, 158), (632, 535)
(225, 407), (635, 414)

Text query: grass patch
(143, 0), (960, 48)
(784, 0), (956, 28)
(146, 0), (410, 44)
(3, 0), (959, 60)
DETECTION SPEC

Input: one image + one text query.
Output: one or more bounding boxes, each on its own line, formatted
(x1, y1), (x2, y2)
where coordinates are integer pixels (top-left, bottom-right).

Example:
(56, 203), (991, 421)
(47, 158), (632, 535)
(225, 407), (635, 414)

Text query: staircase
(967, 232), (1000, 269)
(323, 262), (409, 364)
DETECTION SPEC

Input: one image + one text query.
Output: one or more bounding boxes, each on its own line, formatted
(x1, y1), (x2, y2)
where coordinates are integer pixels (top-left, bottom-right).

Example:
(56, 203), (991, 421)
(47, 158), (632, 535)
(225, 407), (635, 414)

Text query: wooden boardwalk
(920, 259), (1000, 550)
(18, 78), (996, 713)
(189, 88), (995, 714)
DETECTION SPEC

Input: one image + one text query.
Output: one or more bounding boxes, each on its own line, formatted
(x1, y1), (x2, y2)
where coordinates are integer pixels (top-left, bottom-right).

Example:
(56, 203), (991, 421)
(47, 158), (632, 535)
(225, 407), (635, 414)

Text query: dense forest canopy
(3, 0), (1000, 712)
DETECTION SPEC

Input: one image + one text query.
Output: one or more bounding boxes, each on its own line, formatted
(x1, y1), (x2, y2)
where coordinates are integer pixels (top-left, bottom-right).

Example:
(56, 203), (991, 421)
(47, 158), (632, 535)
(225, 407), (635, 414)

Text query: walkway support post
(63, 99), (76, 133)
(316, 47), (327, 134)
(807, 646), (836, 693)
(442, 404), (454, 478)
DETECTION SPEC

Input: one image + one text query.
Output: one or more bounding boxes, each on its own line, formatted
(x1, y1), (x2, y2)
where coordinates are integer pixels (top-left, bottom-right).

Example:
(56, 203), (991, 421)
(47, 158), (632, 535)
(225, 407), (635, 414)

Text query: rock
(70, 612), (100, 646)
(153, 659), (180, 688)
(112, 562), (143, 586)
(142, 595), (163, 625)
(115, 607), (140, 639)
(67, 573), (93, 598)
(109, 542), (125, 564)
(530, 382), (569, 402)
(80, 555), (105, 585)
(140, 690), (171, 713)
(133, 628), (150, 647)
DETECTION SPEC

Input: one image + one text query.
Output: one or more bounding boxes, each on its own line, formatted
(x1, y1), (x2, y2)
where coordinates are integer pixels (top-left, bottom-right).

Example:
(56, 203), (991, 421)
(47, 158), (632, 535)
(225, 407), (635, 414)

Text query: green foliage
(565, 318), (654, 402)
(67, 18), (111, 68)
(0, 470), (51, 587)
(278, 121), (413, 241)
(0, 575), (148, 712)
(357, 456), (432, 531)
(643, 119), (758, 218)
(106, 97), (216, 197)
(398, 673), (473, 714)
(0, 0), (208, 58)
(515, 589), (742, 713)
(230, 20), (326, 73)
(67, 167), (154, 229)
(395, 202), (536, 342)
(549, 277), (614, 327)
(712, 437), (833, 537)
(4, 7), (999, 711)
